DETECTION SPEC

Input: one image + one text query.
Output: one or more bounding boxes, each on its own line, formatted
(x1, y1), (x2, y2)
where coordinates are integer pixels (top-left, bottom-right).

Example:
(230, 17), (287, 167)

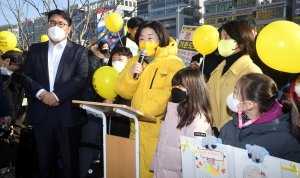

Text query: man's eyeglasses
(48, 20), (68, 28)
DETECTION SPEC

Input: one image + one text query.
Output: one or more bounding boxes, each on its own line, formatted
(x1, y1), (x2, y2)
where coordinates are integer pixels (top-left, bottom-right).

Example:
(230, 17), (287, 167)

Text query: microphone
(133, 49), (147, 80)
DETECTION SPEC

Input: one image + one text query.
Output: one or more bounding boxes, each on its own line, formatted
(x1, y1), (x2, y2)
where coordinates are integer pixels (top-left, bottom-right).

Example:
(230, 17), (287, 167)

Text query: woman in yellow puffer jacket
(114, 20), (185, 178)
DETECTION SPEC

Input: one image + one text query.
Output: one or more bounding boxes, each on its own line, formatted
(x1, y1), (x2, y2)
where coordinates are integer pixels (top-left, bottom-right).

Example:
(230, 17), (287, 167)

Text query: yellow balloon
(93, 66), (119, 99)
(0, 31), (17, 52)
(105, 13), (124, 32)
(14, 48), (21, 52)
(256, 20), (300, 73)
(192, 25), (219, 55)
(41, 35), (49, 42)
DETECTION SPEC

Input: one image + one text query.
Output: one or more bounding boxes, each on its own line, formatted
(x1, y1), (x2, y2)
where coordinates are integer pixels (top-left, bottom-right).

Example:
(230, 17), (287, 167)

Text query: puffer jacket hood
(154, 37), (178, 59)
(88, 46), (104, 59)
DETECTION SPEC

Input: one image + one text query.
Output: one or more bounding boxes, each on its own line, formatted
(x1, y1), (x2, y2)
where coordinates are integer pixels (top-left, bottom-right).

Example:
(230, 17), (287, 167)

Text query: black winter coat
(219, 113), (300, 163)
(0, 71), (10, 117)
(281, 84), (300, 114)
(2, 73), (26, 125)
(88, 50), (103, 72)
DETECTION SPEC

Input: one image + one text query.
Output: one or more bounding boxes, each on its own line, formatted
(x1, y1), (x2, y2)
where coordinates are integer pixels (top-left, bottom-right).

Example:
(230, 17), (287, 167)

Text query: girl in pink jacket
(150, 67), (213, 178)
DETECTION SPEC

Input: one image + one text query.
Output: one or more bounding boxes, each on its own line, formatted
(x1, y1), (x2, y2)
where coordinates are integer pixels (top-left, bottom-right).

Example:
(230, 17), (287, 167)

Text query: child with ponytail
(202, 73), (300, 163)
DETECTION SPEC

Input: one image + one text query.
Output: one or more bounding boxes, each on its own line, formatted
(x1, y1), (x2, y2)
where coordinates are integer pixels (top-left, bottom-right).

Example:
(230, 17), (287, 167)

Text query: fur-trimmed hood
(88, 46), (104, 59)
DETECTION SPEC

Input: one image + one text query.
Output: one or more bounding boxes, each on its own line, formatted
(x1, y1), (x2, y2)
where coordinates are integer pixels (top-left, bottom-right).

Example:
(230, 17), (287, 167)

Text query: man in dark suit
(20, 9), (88, 178)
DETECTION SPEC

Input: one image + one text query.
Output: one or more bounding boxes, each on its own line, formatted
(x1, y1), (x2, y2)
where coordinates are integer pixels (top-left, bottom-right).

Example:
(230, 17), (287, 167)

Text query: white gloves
(201, 136), (222, 150)
(245, 144), (270, 163)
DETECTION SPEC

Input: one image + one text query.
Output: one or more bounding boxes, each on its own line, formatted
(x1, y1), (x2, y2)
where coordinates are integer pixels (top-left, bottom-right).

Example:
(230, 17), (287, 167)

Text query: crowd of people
(0, 8), (300, 178)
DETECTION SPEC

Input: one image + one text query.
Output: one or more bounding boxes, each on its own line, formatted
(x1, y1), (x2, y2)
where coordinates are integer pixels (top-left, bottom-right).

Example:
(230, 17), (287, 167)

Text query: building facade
(137, 0), (204, 40)
(204, 0), (292, 32)
(293, 0), (300, 24)
(0, 24), (19, 39)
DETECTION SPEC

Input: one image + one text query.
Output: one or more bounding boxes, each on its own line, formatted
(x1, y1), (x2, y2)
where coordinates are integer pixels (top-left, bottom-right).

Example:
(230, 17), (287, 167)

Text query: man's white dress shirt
(35, 39), (67, 100)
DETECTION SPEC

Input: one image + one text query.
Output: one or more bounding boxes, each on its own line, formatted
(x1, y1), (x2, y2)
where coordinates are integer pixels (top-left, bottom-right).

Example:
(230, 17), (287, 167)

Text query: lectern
(72, 100), (155, 178)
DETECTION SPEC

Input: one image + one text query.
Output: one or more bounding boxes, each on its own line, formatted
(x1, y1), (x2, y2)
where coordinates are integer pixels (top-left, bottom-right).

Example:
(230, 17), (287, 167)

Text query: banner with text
(177, 25), (199, 67)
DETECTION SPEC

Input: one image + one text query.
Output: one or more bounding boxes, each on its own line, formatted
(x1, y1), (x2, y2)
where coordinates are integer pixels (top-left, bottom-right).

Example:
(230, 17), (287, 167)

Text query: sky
(0, 0), (97, 26)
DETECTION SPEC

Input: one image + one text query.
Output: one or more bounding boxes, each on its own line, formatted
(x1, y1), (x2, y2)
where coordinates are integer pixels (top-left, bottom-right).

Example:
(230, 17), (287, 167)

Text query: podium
(72, 100), (155, 178)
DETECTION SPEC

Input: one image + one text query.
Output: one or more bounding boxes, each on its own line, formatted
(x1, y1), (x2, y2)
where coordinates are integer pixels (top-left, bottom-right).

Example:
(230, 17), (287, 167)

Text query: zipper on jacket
(150, 68), (158, 89)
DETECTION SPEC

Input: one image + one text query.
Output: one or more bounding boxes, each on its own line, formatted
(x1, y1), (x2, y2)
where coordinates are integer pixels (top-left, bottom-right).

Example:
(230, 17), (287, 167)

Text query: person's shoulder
(164, 55), (185, 68)
(165, 55), (183, 62)
(69, 41), (86, 49)
(30, 42), (47, 49)
(127, 55), (139, 64)
(249, 62), (263, 73)
(222, 114), (237, 128)
(194, 112), (211, 126)
(88, 55), (101, 63)
(239, 55), (262, 73)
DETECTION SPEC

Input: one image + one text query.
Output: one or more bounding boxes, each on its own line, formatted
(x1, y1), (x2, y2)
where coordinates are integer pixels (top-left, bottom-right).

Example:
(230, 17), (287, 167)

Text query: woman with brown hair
(151, 67), (212, 178)
(114, 20), (185, 177)
(203, 73), (300, 163)
(207, 20), (262, 134)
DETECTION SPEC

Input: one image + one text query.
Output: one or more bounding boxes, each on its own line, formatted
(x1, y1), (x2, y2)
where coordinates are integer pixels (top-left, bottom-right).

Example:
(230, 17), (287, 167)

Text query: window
(151, 0), (165, 9)
(257, 7), (285, 20)
(205, 18), (216, 25)
(205, 4), (217, 14)
(184, 18), (194, 25)
(236, 0), (255, 9)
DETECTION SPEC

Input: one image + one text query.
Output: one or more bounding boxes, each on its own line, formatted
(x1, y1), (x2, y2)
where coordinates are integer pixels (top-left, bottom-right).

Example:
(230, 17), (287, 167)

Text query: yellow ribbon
(282, 163), (300, 178)
(180, 140), (194, 153)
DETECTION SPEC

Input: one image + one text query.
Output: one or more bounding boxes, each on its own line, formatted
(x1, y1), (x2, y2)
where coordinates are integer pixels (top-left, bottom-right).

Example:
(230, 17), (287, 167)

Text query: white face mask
(112, 61), (126, 73)
(0, 67), (13, 76)
(48, 26), (66, 41)
(227, 93), (250, 113)
(226, 93), (241, 113)
(295, 85), (300, 97)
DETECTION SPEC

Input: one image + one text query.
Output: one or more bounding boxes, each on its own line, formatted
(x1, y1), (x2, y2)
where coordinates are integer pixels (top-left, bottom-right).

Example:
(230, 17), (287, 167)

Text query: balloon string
(202, 55), (205, 74)
(116, 25), (123, 46)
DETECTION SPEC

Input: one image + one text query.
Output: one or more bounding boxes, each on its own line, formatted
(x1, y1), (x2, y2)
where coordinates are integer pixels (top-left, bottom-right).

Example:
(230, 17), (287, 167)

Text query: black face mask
(100, 49), (110, 55)
(171, 88), (187, 103)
